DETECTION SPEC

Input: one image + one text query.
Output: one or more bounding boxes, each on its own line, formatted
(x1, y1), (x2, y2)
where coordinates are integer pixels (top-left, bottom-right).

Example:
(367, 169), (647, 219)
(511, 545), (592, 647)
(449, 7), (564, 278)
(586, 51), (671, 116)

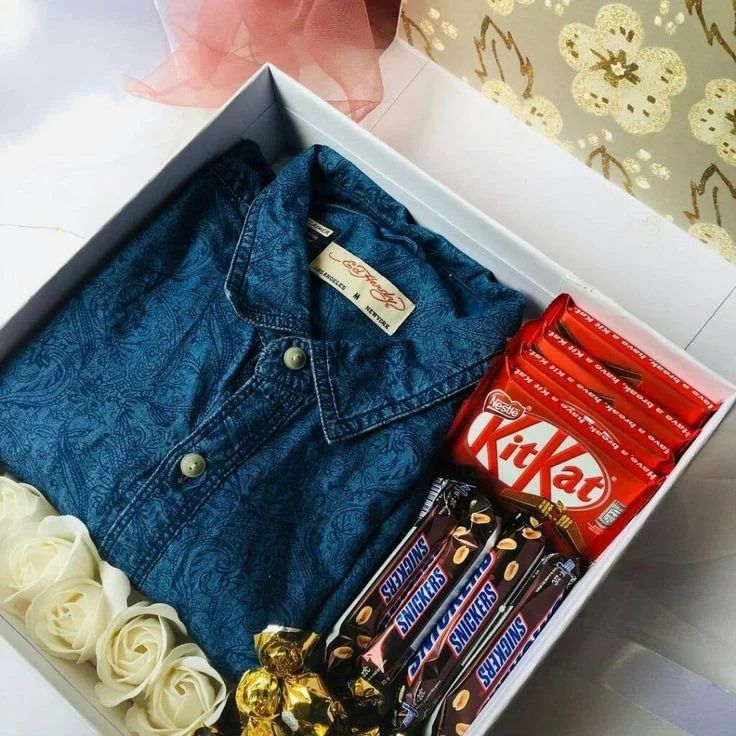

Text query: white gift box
(0, 65), (734, 736)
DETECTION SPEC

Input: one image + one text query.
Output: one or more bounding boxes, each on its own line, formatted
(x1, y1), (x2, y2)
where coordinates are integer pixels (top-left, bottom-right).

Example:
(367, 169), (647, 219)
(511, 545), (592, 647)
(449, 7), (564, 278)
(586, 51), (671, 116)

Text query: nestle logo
(483, 390), (525, 420)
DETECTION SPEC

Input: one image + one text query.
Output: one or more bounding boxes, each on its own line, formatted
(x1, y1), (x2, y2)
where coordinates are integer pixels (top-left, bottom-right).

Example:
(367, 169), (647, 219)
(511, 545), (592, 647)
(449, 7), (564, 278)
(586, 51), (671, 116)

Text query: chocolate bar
(428, 554), (579, 736)
(446, 358), (663, 559)
(544, 294), (718, 426)
(356, 492), (498, 695)
(325, 478), (490, 686)
(513, 344), (674, 473)
(533, 327), (696, 452)
(396, 520), (546, 730)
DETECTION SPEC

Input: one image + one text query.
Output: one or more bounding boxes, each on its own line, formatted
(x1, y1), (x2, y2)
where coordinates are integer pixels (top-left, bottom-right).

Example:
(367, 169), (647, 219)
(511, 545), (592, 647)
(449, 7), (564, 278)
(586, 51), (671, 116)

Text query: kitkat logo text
(466, 407), (610, 510)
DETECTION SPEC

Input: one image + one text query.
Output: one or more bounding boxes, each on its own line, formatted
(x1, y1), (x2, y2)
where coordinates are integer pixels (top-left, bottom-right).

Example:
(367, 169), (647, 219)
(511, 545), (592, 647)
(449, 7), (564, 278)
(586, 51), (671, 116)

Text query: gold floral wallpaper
(399, 1), (736, 264)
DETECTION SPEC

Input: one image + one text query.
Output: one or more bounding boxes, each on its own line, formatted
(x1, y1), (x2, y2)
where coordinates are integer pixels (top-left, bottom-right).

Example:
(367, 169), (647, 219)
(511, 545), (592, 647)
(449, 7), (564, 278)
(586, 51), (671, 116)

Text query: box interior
(0, 66), (734, 736)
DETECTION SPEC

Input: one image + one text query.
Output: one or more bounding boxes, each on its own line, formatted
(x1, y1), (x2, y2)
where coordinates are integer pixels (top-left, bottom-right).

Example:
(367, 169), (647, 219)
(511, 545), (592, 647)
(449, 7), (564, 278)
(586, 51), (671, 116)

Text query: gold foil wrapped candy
(235, 626), (345, 736)
(255, 628), (317, 677)
(237, 668), (283, 720)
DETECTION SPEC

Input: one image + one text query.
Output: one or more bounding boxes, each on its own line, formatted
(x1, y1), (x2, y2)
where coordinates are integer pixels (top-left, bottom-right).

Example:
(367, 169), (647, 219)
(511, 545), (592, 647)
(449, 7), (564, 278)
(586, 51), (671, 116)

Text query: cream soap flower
(95, 602), (187, 707)
(0, 515), (100, 618)
(125, 643), (227, 736)
(25, 561), (130, 663)
(0, 477), (55, 539)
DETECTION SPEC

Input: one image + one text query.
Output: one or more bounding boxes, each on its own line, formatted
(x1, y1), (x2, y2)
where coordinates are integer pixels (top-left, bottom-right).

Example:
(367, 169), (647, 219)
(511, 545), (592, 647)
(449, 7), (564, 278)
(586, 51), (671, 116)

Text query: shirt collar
(225, 144), (524, 443)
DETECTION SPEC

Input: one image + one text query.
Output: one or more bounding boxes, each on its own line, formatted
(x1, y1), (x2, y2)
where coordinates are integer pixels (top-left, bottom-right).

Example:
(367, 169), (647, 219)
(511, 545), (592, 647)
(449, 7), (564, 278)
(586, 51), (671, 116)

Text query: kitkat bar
(533, 327), (697, 453)
(396, 521), (547, 731)
(513, 344), (674, 473)
(356, 492), (498, 695)
(429, 554), (579, 736)
(545, 294), (718, 426)
(446, 359), (664, 560)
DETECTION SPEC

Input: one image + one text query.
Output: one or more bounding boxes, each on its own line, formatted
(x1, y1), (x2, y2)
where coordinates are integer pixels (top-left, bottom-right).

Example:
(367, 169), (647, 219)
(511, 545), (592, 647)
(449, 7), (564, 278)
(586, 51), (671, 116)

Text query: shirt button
(283, 346), (307, 371)
(180, 452), (206, 478)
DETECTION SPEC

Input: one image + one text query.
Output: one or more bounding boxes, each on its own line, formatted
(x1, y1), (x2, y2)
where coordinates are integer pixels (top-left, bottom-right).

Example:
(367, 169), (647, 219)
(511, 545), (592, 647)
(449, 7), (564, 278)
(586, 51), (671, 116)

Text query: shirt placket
(101, 336), (315, 586)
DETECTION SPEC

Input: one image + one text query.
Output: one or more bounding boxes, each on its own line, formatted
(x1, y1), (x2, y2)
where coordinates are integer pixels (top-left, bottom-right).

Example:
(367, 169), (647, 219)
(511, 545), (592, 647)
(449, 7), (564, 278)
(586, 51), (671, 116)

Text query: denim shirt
(0, 142), (524, 678)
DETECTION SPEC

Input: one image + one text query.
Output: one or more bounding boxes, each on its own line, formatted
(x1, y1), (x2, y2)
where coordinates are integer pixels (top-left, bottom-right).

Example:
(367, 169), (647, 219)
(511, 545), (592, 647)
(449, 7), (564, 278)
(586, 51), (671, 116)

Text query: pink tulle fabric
(126, 0), (393, 120)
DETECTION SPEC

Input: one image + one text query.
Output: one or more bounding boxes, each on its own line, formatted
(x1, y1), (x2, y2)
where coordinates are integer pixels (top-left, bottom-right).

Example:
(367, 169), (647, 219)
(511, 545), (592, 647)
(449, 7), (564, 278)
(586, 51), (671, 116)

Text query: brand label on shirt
(305, 218), (339, 248)
(309, 242), (416, 336)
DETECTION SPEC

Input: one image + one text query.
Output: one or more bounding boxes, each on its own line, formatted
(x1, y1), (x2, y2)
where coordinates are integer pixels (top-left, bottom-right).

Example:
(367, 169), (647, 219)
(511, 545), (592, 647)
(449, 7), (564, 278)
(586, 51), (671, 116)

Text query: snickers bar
(356, 491), (498, 695)
(396, 520), (546, 730)
(325, 478), (491, 686)
(429, 554), (579, 736)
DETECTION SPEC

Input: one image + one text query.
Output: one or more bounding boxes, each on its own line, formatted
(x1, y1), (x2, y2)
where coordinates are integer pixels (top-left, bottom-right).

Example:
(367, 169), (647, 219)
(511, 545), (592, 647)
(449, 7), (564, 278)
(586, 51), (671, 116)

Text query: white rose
(0, 477), (56, 539)
(125, 643), (227, 736)
(25, 561), (131, 663)
(95, 602), (187, 707)
(0, 515), (100, 618)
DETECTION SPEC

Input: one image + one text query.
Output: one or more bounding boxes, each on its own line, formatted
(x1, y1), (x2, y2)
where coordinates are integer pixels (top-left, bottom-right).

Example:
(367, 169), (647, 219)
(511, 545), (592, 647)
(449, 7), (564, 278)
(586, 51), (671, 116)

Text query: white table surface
(0, 0), (214, 326)
(1, 5), (735, 735)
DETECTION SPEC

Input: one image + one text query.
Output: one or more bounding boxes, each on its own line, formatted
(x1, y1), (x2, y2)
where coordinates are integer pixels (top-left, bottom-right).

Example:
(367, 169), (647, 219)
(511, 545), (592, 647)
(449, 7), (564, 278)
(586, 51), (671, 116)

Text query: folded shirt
(0, 141), (525, 677)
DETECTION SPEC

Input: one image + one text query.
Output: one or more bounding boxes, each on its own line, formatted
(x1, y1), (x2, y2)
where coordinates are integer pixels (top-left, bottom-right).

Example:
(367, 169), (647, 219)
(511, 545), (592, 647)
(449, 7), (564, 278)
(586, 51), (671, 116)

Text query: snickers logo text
(448, 582), (499, 656)
(476, 615), (528, 690)
(379, 535), (430, 605)
(394, 565), (448, 638)
(406, 554), (494, 682)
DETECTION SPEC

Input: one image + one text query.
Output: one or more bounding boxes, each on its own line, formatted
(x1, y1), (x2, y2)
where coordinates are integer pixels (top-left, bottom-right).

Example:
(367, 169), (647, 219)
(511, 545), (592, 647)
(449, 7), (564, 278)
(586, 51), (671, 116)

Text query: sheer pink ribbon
(126, 0), (394, 120)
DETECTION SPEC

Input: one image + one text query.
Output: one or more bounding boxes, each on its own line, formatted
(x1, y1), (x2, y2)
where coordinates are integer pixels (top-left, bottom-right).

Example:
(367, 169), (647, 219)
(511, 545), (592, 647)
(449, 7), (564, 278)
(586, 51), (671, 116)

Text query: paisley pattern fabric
(0, 142), (524, 678)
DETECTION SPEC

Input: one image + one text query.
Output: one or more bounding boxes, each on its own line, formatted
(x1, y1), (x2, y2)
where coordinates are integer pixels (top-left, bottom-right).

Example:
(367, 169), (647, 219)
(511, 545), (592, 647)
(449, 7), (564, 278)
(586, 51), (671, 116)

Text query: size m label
(309, 242), (415, 335)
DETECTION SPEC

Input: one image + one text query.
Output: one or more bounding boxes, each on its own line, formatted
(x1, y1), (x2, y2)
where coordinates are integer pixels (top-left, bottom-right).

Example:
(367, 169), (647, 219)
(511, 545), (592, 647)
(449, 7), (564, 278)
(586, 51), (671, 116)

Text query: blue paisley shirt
(0, 142), (524, 677)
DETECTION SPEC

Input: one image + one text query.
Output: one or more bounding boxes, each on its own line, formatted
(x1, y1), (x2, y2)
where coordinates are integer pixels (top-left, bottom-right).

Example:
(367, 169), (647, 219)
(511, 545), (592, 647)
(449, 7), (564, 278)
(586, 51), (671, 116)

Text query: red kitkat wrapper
(532, 326), (697, 453)
(446, 358), (664, 560)
(512, 344), (674, 473)
(545, 294), (718, 427)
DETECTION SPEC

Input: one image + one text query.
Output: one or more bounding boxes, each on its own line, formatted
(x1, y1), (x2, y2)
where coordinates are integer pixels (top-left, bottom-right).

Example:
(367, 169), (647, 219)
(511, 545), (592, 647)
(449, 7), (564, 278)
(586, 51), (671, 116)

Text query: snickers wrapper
(446, 358), (663, 560)
(429, 554), (579, 736)
(544, 294), (718, 427)
(396, 521), (547, 730)
(356, 491), (498, 695)
(325, 478), (490, 688)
